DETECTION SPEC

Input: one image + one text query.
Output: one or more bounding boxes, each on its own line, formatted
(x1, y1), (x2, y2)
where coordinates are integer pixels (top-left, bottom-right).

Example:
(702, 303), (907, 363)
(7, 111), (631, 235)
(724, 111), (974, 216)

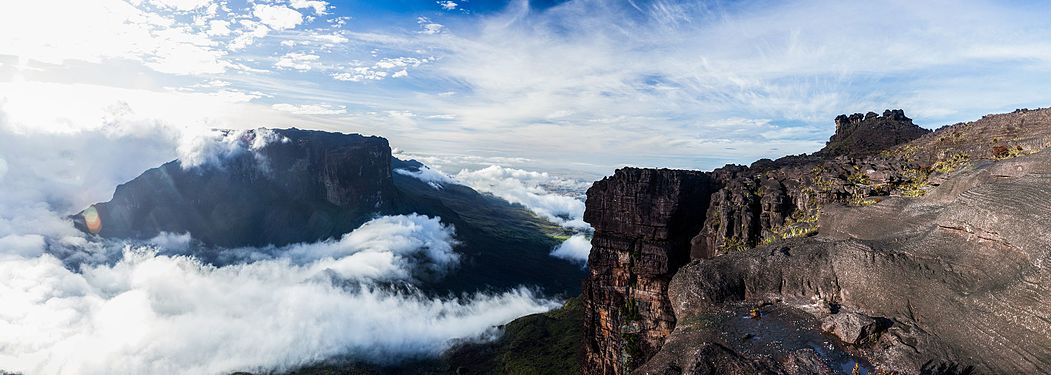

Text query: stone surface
(651, 148), (1051, 373)
(582, 107), (1051, 375)
(820, 312), (879, 345)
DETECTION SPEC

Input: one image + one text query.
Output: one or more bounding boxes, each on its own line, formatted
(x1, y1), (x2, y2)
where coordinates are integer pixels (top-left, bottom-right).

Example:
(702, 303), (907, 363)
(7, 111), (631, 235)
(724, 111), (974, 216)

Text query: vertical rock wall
(581, 168), (720, 374)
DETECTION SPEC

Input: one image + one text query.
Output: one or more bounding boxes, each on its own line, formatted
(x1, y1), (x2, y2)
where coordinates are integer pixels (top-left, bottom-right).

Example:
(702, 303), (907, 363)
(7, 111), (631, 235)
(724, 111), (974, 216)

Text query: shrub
(992, 145), (1027, 160)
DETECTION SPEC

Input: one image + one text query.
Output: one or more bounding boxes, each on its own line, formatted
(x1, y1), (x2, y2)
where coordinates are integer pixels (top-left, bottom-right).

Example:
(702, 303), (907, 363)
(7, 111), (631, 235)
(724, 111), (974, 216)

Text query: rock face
(581, 108), (1051, 374)
(79, 128), (396, 247)
(581, 168), (720, 374)
(653, 150), (1051, 374)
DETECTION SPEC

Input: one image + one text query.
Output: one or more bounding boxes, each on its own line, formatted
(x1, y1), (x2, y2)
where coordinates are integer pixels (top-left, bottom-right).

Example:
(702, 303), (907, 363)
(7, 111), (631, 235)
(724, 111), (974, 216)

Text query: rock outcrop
(582, 107), (1051, 374)
(581, 168), (720, 374)
(820, 109), (930, 157)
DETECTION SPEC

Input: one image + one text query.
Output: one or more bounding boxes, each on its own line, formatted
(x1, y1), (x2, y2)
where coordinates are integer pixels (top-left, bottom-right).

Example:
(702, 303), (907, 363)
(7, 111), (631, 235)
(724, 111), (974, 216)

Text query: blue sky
(3, 0), (1051, 176)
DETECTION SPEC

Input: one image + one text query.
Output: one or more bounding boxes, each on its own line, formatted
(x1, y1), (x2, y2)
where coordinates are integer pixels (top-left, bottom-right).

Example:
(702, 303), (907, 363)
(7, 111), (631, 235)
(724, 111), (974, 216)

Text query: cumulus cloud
(176, 128), (289, 169)
(275, 52), (320, 71)
(254, 4), (304, 30)
(281, 214), (460, 281)
(438, 1), (458, 11)
(331, 57), (431, 82)
(290, 0), (329, 15)
(550, 234), (591, 266)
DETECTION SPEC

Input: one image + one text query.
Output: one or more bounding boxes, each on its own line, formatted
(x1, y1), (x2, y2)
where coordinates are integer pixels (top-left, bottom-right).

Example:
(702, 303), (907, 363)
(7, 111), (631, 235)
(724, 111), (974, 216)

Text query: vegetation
(898, 168), (930, 197)
(621, 333), (642, 369)
(992, 145), (1028, 160)
(623, 299), (641, 321)
(931, 153), (969, 174)
(761, 210), (820, 245)
(718, 236), (750, 253)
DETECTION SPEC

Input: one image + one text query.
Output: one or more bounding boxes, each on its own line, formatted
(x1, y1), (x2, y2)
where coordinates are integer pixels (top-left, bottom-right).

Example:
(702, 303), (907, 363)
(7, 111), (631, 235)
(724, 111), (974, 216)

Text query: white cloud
(207, 19), (231, 36)
(331, 57), (430, 82)
(0, 0), (231, 75)
(147, 232), (192, 252)
(176, 128), (289, 169)
(438, 1), (458, 11)
(333, 68), (388, 82)
(274, 52), (320, 71)
(0, 248), (556, 375)
(417, 17), (445, 34)
(452, 166), (591, 231)
(271, 103), (347, 115)
(550, 234), (590, 266)
(282, 214), (459, 281)
(148, 0), (213, 11)
(395, 165), (458, 189)
(290, 0), (329, 15)
(254, 4), (304, 31)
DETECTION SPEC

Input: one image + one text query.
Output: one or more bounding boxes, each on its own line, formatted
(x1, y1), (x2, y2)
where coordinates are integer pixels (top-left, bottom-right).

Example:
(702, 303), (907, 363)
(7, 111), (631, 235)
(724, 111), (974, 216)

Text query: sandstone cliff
(582, 169), (720, 373)
(583, 107), (1051, 374)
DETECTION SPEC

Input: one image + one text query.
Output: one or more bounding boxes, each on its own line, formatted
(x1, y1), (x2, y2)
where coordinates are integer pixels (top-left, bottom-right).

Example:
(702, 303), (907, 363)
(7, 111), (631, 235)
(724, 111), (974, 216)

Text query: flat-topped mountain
(78, 129), (396, 247)
(73, 128), (586, 296)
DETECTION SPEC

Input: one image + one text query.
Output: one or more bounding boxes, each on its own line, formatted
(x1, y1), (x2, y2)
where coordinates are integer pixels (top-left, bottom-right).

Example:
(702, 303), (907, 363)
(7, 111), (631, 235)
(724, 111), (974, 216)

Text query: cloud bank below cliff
(0, 111), (560, 375)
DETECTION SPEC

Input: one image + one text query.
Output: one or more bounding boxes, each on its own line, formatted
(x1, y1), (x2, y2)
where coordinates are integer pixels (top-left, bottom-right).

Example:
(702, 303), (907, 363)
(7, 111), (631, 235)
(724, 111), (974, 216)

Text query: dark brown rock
(822, 109), (930, 158)
(581, 168), (721, 374)
(820, 311), (879, 345)
(583, 107), (1051, 375)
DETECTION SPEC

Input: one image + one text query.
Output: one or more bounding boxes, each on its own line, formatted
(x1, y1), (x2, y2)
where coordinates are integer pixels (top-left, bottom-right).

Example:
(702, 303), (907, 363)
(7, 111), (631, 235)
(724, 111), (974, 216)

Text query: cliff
(73, 129), (587, 296)
(582, 107), (1051, 374)
(581, 169), (720, 373)
(77, 128), (396, 247)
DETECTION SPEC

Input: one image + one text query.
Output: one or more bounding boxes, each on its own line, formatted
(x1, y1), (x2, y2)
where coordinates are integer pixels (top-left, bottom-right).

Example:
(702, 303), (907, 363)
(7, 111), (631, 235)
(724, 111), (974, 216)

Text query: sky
(3, 0), (1051, 176)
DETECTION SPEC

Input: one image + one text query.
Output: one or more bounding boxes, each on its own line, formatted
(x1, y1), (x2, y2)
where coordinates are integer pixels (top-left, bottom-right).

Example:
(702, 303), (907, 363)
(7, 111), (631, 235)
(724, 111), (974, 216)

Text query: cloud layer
(0, 108), (559, 375)
(0, 248), (556, 374)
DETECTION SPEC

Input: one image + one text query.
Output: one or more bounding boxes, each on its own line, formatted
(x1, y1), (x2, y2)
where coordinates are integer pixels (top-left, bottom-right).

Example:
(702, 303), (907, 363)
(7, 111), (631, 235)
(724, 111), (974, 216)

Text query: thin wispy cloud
(5, 0), (1050, 173)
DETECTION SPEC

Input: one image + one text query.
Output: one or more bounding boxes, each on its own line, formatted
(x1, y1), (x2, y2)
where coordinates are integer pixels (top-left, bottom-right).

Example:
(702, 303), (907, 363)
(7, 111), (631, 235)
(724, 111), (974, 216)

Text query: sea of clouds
(0, 108), (562, 374)
(394, 163), (594, 266)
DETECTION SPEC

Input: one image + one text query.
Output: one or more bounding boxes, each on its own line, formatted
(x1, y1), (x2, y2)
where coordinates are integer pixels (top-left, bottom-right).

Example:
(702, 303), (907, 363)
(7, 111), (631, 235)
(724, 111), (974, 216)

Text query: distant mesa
(71, 128), (586, 296)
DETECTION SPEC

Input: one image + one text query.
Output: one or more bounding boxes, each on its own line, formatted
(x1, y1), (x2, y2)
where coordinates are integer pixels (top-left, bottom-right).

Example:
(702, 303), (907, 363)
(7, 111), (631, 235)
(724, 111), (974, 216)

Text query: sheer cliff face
(581, 107), (1051, 374)
(581, 168), (719, 374)
(78, 128), (396, 247)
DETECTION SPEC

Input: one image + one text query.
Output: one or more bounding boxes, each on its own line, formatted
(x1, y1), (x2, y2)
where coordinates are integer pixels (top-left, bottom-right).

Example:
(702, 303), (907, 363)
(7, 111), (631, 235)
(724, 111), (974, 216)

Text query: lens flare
(83, 206), (102, 234)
